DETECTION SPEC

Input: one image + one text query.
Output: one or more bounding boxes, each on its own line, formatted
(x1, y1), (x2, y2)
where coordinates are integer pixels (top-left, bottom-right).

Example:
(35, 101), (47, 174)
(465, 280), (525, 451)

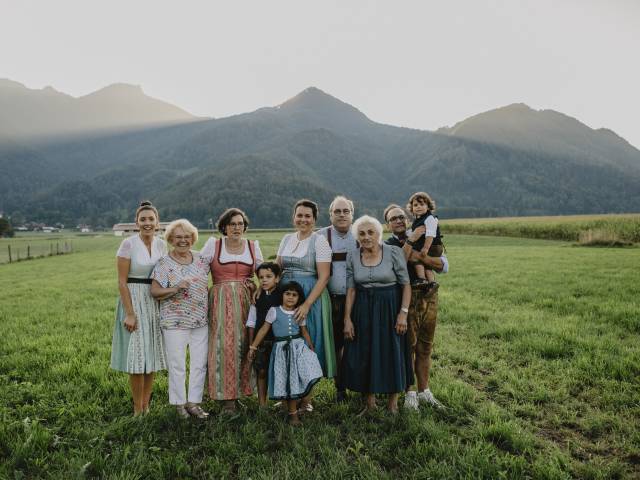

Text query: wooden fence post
(27, 245), (31, 258)
(56, 242), (59, 255)
(50, 243), (53, 256)
(7, 245), (11, 263)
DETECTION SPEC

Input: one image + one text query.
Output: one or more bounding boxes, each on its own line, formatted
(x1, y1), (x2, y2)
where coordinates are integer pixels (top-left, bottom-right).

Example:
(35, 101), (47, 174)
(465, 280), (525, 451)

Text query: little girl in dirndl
(247, 281), (323, 425)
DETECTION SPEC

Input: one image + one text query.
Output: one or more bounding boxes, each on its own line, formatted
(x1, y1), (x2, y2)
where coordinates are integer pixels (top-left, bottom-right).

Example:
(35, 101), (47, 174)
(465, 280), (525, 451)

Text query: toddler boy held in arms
(406, 191), (443, 294)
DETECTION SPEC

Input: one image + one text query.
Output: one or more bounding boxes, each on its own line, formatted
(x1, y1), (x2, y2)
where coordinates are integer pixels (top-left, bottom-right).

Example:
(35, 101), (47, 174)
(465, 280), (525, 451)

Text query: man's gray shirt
(318, 225), (358, 295)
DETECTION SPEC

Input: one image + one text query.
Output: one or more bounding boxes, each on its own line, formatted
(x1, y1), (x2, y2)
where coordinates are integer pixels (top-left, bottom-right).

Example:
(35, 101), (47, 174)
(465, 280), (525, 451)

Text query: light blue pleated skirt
(110, 284), (166, 374)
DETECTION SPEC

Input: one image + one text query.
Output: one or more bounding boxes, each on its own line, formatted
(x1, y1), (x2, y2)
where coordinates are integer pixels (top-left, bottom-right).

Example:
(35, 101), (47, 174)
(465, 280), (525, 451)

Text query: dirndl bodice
(207, 238), (256, 400)
(210, 238), (257, 283)
(280, 233), (318, 279)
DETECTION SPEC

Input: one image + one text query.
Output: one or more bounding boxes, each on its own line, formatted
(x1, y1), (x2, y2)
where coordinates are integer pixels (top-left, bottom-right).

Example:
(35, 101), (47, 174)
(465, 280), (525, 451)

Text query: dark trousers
(331, 294), (346, 391)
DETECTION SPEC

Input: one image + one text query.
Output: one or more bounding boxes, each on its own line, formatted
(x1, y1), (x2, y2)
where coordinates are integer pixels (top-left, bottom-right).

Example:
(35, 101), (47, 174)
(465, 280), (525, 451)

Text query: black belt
(273, 333), (302, 342)
(330, 293), (346, 299)
(332, 252), (347, 262)
(127, 278), (152, 284)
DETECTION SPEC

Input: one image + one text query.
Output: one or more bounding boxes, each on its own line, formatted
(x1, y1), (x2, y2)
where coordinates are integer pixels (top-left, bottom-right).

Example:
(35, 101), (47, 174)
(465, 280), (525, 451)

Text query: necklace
(225, 238), (245, 254)
(361, 247), (381, 267)
(171, 251), (192, 265)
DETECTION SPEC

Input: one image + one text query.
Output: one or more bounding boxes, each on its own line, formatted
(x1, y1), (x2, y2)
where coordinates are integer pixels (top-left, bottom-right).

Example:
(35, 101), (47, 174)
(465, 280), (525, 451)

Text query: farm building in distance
(112, 222), (170, 236)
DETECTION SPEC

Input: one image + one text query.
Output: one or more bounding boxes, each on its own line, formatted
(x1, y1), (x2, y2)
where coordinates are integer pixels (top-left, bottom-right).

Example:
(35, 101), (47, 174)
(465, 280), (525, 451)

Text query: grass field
(1, 230), (639, 479)
(0, 230), (290, 264)
(0, 233), (119, 264)
(442, 213), (640, 243)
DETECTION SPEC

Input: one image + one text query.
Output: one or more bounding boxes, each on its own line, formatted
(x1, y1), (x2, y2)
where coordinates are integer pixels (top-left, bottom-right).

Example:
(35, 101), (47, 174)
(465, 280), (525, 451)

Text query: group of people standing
(110, 194), (448, 424)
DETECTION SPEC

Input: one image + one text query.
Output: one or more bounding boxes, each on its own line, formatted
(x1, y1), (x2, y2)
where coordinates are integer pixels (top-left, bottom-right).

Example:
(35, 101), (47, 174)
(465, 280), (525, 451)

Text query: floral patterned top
(151, 251), (211, 330)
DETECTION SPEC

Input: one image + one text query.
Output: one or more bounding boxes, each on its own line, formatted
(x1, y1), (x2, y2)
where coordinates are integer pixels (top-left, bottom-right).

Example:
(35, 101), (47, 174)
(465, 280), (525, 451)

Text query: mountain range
(1, 79), (639, 227)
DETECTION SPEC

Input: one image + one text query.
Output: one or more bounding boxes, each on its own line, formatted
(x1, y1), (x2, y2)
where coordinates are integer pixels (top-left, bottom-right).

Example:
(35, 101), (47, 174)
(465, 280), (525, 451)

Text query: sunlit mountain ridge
(1, 80), (639, 227)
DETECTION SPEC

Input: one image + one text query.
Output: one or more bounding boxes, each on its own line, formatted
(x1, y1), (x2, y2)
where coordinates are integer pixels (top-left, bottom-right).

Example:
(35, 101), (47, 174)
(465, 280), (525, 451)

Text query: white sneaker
(418, 389), (444, 409)
(404, 391), (419, 410)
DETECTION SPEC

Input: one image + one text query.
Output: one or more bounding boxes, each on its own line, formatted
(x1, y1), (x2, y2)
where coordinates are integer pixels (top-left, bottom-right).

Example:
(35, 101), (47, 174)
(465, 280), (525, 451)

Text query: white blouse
(276, 232), (332, 262)
(116, 235), (167, 278)
(424, 216), (439, 238)
(246, 305), (258, 328)
(200, 237), (264, 265)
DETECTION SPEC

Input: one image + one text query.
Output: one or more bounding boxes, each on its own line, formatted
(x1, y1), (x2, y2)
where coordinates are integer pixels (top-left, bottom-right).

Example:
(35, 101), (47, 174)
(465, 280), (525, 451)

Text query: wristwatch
(400, 307), (409, 314)
(405, 239), (415, 247)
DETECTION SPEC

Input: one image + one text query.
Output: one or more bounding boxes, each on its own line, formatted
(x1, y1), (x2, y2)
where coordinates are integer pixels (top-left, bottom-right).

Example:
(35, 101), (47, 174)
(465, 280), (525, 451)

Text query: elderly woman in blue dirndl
(342, 215), (413, 414)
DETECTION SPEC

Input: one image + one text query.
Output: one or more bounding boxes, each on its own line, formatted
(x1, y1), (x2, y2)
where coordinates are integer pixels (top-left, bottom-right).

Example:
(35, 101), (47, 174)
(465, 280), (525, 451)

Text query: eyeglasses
(173, 235), (192, 241)
(228, 222), (245, 229)
(388, 215), (406, 223)
(332, 209), (352, 216)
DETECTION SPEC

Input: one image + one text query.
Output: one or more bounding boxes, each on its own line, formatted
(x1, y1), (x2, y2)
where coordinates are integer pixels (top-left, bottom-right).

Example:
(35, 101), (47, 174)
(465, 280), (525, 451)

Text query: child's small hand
(409, 226), (426, 242)
(247, 347), (257, 362)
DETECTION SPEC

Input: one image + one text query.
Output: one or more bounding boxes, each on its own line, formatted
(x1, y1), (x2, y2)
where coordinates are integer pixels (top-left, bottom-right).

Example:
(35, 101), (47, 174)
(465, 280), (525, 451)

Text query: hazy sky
(2, 0), (639, 147)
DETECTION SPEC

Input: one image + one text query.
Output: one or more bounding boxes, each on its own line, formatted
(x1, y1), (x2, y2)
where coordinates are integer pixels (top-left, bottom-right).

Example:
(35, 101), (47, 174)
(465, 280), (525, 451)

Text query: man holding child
(384, 204), (448, 410)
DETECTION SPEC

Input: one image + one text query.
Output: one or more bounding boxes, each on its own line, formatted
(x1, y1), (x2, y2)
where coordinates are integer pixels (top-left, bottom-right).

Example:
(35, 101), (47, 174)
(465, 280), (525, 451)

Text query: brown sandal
(186, 403), (209, 419)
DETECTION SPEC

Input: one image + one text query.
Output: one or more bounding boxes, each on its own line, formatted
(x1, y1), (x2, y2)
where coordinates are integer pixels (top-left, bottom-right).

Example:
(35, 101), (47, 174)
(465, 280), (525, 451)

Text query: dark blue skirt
(341, 285), (413, 394)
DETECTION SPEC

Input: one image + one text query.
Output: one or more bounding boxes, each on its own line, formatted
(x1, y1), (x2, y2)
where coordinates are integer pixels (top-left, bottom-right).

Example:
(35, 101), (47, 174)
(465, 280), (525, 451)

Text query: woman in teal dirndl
(276, 199), (336, 385)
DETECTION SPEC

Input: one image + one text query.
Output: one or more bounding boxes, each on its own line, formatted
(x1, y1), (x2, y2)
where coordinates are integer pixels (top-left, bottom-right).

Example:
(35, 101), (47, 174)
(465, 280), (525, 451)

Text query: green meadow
(1, 228), (639, 479)
(442, 213), (640, 243)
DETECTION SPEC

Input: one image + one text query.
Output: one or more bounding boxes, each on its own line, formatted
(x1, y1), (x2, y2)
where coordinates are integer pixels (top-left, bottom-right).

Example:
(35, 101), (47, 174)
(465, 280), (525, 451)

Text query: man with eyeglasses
(318, 195), (358, 403)
(384, 203), (448, 411)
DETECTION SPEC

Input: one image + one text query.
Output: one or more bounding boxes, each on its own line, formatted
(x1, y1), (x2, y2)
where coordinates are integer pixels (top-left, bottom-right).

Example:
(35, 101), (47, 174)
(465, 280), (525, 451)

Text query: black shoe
(412, 278), (429, 289)
(336, 390), (347, 403)
(425, 281), (439, 295)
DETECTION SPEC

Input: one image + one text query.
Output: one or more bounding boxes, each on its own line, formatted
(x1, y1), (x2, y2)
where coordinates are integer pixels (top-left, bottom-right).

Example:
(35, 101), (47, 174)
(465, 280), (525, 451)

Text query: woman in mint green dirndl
(276, 199), (336, 379)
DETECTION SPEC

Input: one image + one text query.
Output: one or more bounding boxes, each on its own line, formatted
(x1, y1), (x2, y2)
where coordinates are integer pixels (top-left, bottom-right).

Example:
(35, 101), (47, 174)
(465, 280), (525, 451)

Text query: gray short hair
(351, 215), (383, 244)
(329, 195), (354, 214)
(164, 218), (198, 246)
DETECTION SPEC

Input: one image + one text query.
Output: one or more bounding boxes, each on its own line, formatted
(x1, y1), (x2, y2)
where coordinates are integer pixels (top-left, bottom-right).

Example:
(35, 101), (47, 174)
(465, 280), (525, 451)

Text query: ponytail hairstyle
(135, 200), (160, 225)
(293, 199), (319, 221)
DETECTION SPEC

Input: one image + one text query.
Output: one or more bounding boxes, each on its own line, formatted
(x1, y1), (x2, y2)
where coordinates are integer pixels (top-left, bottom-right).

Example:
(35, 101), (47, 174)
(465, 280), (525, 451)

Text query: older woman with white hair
(151, 219), (211, 419)
(342, 215), (413, 414)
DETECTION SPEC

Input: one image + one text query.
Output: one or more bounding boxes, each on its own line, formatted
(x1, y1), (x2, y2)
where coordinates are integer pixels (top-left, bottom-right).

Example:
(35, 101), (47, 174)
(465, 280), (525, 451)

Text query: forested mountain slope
(2, 82), (639, 227)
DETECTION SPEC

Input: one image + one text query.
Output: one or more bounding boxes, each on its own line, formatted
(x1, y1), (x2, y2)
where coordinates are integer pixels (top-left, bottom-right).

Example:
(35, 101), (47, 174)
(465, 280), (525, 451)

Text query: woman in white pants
(151, 219), (211, 419)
